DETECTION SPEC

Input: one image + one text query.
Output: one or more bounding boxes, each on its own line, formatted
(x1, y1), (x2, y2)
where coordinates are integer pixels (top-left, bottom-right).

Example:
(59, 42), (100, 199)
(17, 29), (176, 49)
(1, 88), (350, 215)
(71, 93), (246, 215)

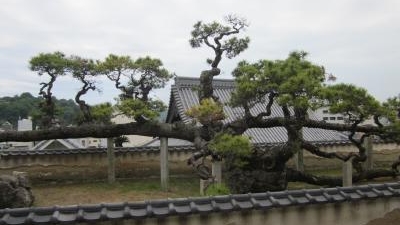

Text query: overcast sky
(0, 0), (399, 105)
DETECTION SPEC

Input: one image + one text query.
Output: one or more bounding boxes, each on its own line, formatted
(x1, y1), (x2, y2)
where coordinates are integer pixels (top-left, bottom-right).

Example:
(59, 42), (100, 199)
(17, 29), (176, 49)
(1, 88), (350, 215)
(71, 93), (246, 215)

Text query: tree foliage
(28, 52), (173, 127)
(1, 16), (400, 194)
(82, 102), (113, 125)
(190, 15), (250, 62)
(98, 54), (173, 101)
(231, 51), (326, 112)
(186, 98), (225, 125)
(208, 133), (252, 167)
(116, 98), (165, 121)
(321, 84), (381, 122)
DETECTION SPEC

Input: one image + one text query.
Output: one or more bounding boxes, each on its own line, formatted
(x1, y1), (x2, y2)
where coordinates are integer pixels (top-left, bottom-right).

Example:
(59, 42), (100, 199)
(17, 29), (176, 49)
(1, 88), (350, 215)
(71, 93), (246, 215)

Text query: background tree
(0, 93), (79, 129)
(97, 54), (136, 100)
(99, 54), (173, 122)
(0, 93), (39, 127)
(189, 14), (249, 101)
(29, 52), (69, 128)
(69, 56), (98, 124)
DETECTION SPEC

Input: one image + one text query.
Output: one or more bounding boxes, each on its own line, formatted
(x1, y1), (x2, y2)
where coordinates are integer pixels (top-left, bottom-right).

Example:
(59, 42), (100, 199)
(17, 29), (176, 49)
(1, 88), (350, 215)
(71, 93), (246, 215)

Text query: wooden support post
(200, 179), (206, 196)
(107, 138), (115, 184)
(295, 149), (304, 172)
(160, 137), (169, 191)
(212, 160), (222, 183)
(364, 136), (373, 170)
(342, 159), (353, 187)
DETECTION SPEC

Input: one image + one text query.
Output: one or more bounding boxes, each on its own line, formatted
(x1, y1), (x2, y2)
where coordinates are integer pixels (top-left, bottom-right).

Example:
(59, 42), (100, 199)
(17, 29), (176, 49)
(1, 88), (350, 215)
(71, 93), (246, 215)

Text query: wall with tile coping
(2, 182), (400, 225)
(115, 198), (400, 225)
(0, 143), (398, 182)
(0, 148), (197, 182)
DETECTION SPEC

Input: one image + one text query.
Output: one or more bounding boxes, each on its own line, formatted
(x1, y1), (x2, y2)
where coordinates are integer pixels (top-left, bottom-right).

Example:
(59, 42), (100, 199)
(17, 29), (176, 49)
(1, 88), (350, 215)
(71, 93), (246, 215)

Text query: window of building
(337, 117), (344, 120)
(322, 110), (329, 114)
(323, 117), (328, 121)
(330, 117), (336, 120)
(81, 140), (86, 146)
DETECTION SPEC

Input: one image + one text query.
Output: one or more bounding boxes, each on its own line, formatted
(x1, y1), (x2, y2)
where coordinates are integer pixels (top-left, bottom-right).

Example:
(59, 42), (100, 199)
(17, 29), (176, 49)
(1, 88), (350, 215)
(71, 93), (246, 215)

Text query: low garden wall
(0, 142), (399, 183)
(0, 147), (197, 183)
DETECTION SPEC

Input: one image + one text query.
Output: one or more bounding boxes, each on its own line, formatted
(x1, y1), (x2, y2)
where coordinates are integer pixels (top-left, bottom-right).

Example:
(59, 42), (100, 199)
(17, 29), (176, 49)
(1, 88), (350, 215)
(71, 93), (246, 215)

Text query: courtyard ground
(32, 177), (200, 207)
(31, 173), (399, 207)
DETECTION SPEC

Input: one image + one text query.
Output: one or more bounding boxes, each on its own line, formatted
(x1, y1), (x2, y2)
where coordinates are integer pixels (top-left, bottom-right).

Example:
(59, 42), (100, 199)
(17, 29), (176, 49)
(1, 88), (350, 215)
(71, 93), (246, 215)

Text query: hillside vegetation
(0, 92), (79, 129)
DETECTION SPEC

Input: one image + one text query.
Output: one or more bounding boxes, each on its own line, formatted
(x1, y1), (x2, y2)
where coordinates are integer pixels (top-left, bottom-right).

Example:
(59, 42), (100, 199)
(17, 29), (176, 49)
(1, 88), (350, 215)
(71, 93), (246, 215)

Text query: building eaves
(1, 182), (399, 225)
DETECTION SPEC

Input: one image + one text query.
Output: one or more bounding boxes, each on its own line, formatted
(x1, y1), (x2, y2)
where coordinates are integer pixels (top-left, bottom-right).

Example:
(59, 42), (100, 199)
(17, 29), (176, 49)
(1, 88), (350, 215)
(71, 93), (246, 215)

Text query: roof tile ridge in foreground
(1, 182), (400, 225)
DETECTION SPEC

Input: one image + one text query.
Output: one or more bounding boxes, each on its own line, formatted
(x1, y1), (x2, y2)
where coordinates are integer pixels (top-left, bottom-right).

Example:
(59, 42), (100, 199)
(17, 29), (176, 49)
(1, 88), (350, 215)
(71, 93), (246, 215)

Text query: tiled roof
(1, 182), (399, 224)
(167, 77), (349, 144)
(32, 139), (84, 150)
(143, 137), (351, 148)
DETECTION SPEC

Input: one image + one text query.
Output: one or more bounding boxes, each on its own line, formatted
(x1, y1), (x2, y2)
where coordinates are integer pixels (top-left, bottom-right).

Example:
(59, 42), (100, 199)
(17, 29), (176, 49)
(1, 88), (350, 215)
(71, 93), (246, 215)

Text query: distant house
(164, 76), (349, 146)
(0, 118), (34, 149)
(315, 106), (391, 127)
(0, 121), (13, 131)
(314, 107), (347, 124)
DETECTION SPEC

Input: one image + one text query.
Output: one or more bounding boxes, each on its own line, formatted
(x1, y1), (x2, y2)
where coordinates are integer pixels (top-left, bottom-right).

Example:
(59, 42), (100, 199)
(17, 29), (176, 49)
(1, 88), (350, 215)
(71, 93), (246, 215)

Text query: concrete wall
(1, 143), (398, 183)
(74, 197), (400, 225)
(317, 142), (399, 153)
(0, 149), (197, 183)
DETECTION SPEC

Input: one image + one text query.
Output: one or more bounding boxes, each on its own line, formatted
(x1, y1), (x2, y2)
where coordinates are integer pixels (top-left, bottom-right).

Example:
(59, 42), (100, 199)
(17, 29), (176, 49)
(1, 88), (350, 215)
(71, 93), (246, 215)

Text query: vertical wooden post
(107, 138), (115, 184)
(212, 160), (222, 183)
(295, 149), (304, 172)
(200, 179), (206, 196)
(160, 137), (169, 191)
(296, 129), (305, 172)
(342, 159), (353, 187)
(364, 136), (373, 170)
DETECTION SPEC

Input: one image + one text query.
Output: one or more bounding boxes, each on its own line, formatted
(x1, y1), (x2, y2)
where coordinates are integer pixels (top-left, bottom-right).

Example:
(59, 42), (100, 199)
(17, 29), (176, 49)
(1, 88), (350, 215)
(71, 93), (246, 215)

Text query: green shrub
(205, 183), (230, 196)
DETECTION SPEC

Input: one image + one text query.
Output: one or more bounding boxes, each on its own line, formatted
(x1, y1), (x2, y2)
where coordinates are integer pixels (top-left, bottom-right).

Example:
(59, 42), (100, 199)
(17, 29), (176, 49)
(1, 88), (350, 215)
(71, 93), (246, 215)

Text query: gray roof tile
(168, 77), (349, 145)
